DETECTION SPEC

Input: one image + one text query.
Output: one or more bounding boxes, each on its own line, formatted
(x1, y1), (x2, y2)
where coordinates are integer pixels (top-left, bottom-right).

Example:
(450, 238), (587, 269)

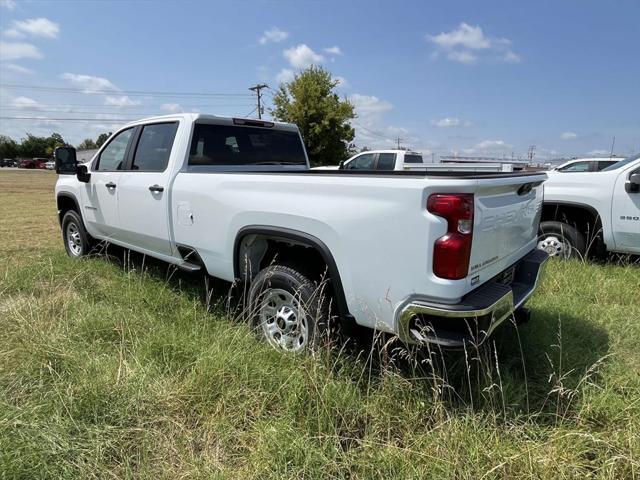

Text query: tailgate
(467, 174), (545, 288)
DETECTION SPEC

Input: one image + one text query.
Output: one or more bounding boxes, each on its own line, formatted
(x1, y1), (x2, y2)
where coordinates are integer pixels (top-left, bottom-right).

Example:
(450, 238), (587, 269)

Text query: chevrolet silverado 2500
(538, 154), (640, 258)
(54, 114), (548, 350)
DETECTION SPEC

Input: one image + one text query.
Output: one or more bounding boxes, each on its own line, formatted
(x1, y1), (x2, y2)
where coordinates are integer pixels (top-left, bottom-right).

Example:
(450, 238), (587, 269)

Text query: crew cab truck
(54, 114), (548, 351)
(538, 154), (640, 258)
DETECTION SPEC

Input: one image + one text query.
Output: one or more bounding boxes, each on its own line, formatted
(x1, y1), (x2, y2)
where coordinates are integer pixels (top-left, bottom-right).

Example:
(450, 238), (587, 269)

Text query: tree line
(0, 132), (112, 161)
(2, 66), (366, 166)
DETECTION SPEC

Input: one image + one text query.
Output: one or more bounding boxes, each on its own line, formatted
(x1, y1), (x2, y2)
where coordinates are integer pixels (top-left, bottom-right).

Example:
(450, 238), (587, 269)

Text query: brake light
(427, 193), (474, 280)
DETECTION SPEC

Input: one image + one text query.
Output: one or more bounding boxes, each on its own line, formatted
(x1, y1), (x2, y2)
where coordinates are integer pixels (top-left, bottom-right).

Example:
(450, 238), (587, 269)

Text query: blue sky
(1, 0), (639, 160)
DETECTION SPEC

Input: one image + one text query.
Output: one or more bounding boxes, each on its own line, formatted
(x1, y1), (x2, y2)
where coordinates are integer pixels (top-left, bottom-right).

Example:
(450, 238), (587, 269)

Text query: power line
(0, 83), (254, 98)
(351, 122), (395, 143)
(244, 106), (258, 118)
(0, 107), (251, 116)
(0, 116), (134, 122)
(0, 102), (255, 109)
(248, 83), (269, 119)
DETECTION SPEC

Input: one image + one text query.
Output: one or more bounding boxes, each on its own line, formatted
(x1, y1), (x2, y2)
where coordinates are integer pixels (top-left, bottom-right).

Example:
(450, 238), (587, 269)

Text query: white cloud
(475, 139), (511, 150)
(447, 50), (477, 64)
(160, 103), (183, 113)
(259, 27), (289, 45)
(349, 93), (401, 148)
(0, 41), (42, 60)
(560, 131), (578, 140)
(335, 75), (349, 88)
(503, 50), (521, 63)
(324, 46), (343, 55)
(61, 73), (118, 93)
(0, 0), (16, 10)
(588, 149), (609, 156)
(427, 22), (520, 65)
(2, 63), (34, 74)
(104, 95), (140, 107)
(10, 96), (45, 110)
(5, 18), (60, 39)
(429, 23), (492, 50)
(276, 68), (295, 84)
(432, 117), (470, 128)
(283, 44), (323, 68)
(350, 93), (393, 125)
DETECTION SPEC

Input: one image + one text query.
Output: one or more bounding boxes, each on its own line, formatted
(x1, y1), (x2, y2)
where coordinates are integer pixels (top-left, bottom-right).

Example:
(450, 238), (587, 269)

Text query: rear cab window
(188, 122), (307, 167)
(404, 154), (423, 164)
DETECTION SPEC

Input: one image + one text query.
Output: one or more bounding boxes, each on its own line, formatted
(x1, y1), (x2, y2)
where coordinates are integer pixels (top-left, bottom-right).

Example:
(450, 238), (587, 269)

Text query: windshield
(601, 153), (640, 171)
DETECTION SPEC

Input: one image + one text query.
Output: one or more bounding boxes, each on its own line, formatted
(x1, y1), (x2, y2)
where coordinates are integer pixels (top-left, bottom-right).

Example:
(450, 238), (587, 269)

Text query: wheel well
(541, 203), (603, 243)
(233, 228), (352, 321)
(56, 194), (80, 224)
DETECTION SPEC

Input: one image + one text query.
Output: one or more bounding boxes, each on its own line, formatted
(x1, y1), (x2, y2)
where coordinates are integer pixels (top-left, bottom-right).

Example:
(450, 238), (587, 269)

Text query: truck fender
(233, 225), (352, 322)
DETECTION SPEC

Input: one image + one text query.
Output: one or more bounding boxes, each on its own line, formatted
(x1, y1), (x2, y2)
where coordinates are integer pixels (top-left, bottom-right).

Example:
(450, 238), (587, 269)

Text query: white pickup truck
(337, 150), (516, 173)
(54, 114), (548, 350)
(538, 154), (640, 258)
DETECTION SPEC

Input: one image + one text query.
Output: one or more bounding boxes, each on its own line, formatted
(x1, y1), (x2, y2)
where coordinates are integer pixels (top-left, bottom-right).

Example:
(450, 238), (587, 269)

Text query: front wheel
(248, 265), (330, 353)
(537, 221), (586, 259)
(61, 210), (92, 258)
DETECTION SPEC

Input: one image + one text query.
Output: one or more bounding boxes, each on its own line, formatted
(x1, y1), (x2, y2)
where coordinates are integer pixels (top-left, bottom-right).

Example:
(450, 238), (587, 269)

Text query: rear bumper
(398, 249), (548, 348)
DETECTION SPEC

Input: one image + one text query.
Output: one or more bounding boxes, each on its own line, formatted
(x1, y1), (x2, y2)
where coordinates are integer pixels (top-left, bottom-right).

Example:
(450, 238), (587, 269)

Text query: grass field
(1, 169), (639, 479)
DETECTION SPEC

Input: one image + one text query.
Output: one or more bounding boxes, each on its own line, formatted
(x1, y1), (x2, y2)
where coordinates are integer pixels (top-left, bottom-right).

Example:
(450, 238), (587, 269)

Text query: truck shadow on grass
(95, 243), (611, 423)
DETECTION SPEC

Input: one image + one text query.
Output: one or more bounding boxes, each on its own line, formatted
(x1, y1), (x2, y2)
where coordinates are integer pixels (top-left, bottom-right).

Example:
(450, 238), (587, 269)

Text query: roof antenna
(609, 136), (616, 158)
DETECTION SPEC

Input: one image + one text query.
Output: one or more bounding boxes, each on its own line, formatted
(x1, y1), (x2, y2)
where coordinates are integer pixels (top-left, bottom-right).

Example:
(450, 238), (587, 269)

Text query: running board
(177, 261), (201, 272)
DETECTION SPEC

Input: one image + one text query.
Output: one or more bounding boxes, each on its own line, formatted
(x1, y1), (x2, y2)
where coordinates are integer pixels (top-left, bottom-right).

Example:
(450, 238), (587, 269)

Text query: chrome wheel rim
(258, 288), (308, 352)
(66, 221), (82, 256)
(538, 235), (569, 258)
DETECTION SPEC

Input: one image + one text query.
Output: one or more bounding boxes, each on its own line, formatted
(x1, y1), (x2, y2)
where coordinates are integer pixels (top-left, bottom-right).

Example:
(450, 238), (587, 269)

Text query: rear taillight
(427, 193), (474, 280)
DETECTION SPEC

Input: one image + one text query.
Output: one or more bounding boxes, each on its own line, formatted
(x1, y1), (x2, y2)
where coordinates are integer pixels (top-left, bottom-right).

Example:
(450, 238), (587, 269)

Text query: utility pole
(527, 145), (536, 162)
(248, 83), (269, 119)
(609, 136), (616, 158)
(395, 137), (403, 149)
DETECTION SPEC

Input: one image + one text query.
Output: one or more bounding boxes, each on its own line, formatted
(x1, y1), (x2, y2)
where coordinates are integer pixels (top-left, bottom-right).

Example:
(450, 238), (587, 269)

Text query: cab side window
(130, 122), (178, 172)
(560, 161), (590, 172)
(96, 128), (133, 171)
(376, 153), (396, 170)
(347, 153), (375, 169)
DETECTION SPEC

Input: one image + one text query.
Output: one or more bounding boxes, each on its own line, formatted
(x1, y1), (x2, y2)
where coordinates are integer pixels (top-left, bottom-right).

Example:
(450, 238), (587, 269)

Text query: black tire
(538, 221), (586, 259)
(61, 210), (92, 258)
(248, 265), (331, 352)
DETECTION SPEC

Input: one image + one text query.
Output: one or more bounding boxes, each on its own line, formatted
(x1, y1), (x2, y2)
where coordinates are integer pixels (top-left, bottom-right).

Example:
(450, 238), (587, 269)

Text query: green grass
(1, 170), (639, 478)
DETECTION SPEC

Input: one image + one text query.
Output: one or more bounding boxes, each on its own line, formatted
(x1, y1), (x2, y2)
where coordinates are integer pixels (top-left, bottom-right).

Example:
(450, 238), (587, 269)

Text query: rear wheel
(538, 221), (586, 259)
(248, 265), (330, 353)
(61, 210), (92, 258)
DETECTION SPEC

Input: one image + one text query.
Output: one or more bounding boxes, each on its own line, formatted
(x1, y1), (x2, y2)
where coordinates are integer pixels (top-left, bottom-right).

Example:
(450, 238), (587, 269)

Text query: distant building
(77, 149), (98, 163)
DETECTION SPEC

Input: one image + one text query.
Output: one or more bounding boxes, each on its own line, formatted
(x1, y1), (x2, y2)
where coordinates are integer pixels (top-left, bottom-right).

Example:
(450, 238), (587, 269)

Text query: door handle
(148, 184), (164, 193)
(105, 182), (116, 189)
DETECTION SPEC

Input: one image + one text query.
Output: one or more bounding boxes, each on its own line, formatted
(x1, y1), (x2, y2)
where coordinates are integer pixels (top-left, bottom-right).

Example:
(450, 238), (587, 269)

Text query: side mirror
(76, 164), (91, 183)
(54, 146), (77, 175)
(626, 172), (640, 194)
(338, 160), (345, 170)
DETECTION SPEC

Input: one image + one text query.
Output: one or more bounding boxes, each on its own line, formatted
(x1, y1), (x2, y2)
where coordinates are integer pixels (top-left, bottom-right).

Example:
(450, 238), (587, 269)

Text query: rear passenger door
(375, 153), (396, 170)
(116, 122), (179, 256)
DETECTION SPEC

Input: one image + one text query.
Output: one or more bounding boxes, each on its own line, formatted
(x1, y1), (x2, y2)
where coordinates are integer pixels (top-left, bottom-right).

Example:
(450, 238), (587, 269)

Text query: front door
(116, 122), (179, 256)
(82, 128), (134, 240)
(612, 166), (640, 253)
